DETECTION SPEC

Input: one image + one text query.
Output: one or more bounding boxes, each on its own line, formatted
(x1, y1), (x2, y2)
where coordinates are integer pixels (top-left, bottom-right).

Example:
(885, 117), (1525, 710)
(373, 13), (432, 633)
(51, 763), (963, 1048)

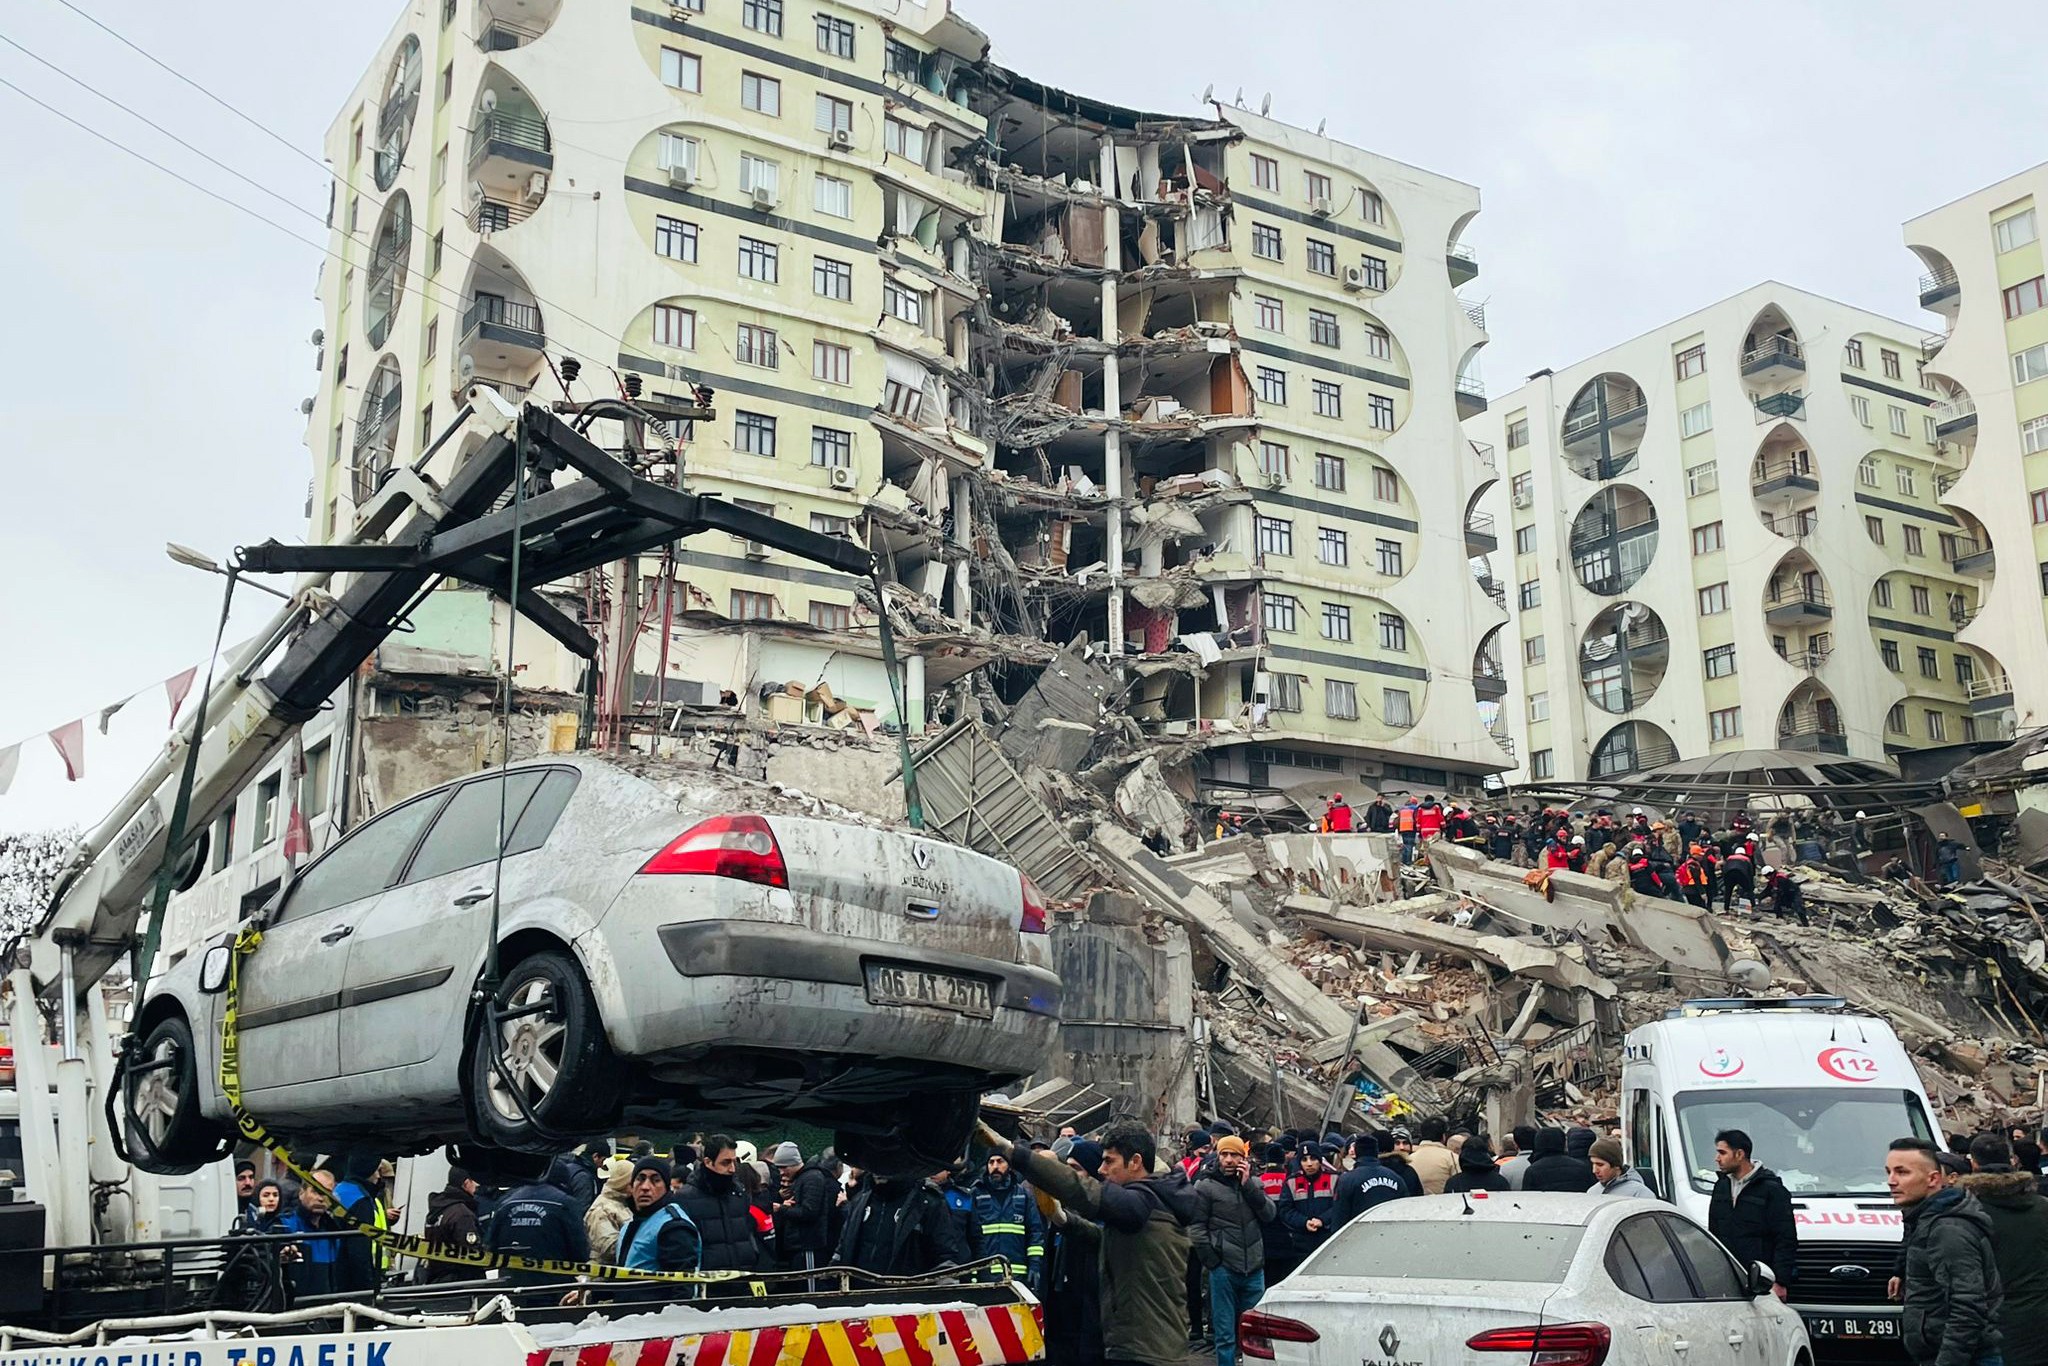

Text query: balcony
(1921, 331), (1950, 363)
(478, 17), (545, 50)
(1473, 573), (1507, 610)
(468, 110), (553, 176)
(1580, 628), (1669, 676)
(462, 292), (545, 360)
(377, 93), (418, 144)
(1752, 391), (1806, 422)
(1759, 511), (1816, 542)
(1455, 374), (1488, 419)
(1786, 646), (1831, 672)
(1751, 455), (1820, 501)
(1741, 336), (1806, 380)
(352, 394), (397, 457)
(1465, 510), (1499, 554)
(1474, 655), (1508, 701)
(1935, 397), (1978, 444)
(1949, 537), (1995, 577)
(1967, 674), (2015, 713)
(1448, 243), (1478, 286)
(1937, 470), (1963, 498)
(1469, 440), (1496, 472)
(1765, 583), (1832, 625)
(1919, 267), (1960, 315)
(1463, 299), (1488, 331)
(1778, 715), (1849, 755)
(1561, 393), (1649, 454)
(469, 197), (536, 235)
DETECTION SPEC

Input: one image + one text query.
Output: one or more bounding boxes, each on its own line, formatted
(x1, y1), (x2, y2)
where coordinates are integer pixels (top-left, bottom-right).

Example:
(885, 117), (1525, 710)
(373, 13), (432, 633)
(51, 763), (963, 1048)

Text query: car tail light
(640, 814), (788, 888)
(1020, 873), (1049, 934)
(1466, 1323), (1612, 1366)
(1239, 1310), (1320, 1360)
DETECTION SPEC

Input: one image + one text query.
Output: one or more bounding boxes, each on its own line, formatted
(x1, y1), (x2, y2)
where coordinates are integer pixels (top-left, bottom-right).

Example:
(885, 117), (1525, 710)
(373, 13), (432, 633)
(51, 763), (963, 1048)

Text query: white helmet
(1760, 865), (1776, 876)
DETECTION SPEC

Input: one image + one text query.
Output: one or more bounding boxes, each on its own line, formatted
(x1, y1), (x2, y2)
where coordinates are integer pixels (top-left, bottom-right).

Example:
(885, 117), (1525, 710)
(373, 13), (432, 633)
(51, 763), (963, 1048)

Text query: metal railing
(1759, 511), (1817, 540)
(462, 293), (543, 340)
(468, 198), (535, 234)
(1778, 712), (1847, 741)
(1922, 331), (1949, 361)
(1753, 391), (1805, 422)
(1568, 450), (1637, 480)
(1765, 582), (1831, 610)
(1463, 299), (1487, 330)
(477, 17), (545, 50)
(1919, 267), (1959, 295)
(1449, 243), (1476, 264)
(1572, 505), (1658, 543)
(1469, 439), (1496, 470)
(1935, 396), (1977, 423)
(1742, 336), (1804, 368)
(1937, 470), (1962, 497)
(1751, 454), (1818, 488)
(1967, 672), (2014, 700)
(1581, 623), (1670, 660)
(1788, 647), (1831, 672)
(351, 393), (398, 454)
(1466, 510), (1498, 538)
(1475, 654), (1507, 682)
(1947, 536), (1991, 569)
(1455, 374), (1487, 400)
(377, 93), (418, 142)
(468, 109), (551, 168)
(1474, 575), (1506, 608)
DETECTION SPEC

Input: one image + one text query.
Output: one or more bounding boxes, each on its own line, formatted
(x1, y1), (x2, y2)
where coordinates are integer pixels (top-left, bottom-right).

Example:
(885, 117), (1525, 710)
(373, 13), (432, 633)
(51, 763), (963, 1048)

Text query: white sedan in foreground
(1243, 1193), (1809, 1366)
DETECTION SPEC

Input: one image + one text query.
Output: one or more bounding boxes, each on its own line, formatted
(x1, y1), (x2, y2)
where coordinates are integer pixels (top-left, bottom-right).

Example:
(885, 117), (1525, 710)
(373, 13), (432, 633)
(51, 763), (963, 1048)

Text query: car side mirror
(1749, 1260), (1775, 1298)
(198, 944), (233, 995)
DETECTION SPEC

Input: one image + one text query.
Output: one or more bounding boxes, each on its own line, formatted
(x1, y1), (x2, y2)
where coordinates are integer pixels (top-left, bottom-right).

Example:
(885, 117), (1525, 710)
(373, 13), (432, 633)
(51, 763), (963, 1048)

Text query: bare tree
(0, 828), (78, 943)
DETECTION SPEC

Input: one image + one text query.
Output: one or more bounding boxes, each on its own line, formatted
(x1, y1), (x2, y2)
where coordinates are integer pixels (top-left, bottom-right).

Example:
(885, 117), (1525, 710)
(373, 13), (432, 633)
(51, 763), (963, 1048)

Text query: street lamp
(165, 542), (293, 601)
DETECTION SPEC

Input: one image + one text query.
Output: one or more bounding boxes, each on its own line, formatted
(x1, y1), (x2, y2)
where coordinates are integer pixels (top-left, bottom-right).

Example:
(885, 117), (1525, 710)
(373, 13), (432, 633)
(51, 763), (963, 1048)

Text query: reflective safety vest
(1396, 806), (1417, 833)
(625, 1202), (700, 1271)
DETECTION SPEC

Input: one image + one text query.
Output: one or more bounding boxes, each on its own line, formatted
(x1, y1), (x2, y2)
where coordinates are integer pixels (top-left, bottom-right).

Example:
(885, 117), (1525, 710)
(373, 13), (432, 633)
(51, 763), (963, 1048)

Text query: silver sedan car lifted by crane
(121, 756), (1060, 1177)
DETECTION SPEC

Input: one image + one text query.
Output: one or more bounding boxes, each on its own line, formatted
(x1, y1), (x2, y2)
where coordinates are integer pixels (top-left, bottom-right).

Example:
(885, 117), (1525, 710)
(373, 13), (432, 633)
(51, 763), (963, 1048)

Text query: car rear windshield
(1675, 1088), (1936, 1197)
(1306, 1218), (1584, 1282)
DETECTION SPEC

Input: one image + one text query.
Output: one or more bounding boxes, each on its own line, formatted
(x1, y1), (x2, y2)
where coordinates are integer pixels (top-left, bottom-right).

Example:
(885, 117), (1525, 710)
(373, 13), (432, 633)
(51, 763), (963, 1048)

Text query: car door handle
(453, 886), (494, 907)
(320, 925), (354, 945)
(1672, 1341), (1691, 1355)
(1725, 1332), (1745, 1347)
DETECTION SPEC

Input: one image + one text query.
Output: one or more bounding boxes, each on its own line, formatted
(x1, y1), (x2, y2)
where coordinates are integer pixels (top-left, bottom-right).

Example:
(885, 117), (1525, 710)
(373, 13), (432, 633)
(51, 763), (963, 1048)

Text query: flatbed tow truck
(0, 386), (1045, 1364)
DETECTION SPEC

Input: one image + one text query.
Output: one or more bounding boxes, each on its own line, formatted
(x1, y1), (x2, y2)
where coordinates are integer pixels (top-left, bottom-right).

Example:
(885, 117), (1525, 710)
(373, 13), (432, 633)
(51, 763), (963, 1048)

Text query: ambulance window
(1628, 1090), (1661, 1197)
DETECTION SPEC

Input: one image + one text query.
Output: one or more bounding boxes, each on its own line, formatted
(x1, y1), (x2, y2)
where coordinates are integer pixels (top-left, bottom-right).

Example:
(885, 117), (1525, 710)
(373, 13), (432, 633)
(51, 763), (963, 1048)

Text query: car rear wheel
(123, 1014), (232, 1173)
(466, 949), (625, 1152)
(836, 1089), (980, 1179)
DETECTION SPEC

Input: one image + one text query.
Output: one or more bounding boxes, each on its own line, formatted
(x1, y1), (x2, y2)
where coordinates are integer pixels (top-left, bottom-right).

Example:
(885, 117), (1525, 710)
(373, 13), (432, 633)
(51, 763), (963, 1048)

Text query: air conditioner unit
(1310, 196), (1334, 217)
(744, 541), (769, 558)
(523, 171), (548, 203)
(828, 127), (854, 151)
(829, 466), (857, 490)
(1512, 488), (1533, 508)
(749, 184), (779, 210)
(1341, 265), (1368, 292)
(667, 162), (696, 188)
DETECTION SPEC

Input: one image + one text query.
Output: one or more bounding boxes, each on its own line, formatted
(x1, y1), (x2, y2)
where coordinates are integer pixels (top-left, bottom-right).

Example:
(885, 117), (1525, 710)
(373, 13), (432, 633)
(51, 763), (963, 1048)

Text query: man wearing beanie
(771, 1141), (834, 1285)
(1330, 1134), (1409, 1225)
(1521, 1128), (1595, 1193)
(1189, 1135), (1276, 1366)
(1444, 1135), (1509, 1193)
(1588, 1137), (1654, 1198)
(616, 1156), (703, 1286)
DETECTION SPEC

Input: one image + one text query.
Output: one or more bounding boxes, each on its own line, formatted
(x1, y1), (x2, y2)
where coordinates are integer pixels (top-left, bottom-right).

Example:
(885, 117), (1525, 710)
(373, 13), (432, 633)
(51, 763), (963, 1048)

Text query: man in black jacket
(487, 1162), (590, 1287)
(771, 1143), (834, 1282)
(615, 1156), (703, 1283)
(1328, 1134), (1409, 1225)
(1962, 1134), (2048, 1366)
(1706, 1129), (1799, 1298)
(1890, 1137), (2002, 1366)
(419, 1167), (484, 1284)
(834, 1175), (970, 1276)
(1521, 1128), (1596, 1193)
(676, 1135), (766, 1289)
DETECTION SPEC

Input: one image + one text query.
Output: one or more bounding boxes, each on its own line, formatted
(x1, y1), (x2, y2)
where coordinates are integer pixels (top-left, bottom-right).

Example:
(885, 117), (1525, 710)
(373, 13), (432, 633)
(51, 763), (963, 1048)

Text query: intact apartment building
(297, 0), (1510, 804)
(1906, 164), (2048, 731)
(1469, 283), (2011, 785)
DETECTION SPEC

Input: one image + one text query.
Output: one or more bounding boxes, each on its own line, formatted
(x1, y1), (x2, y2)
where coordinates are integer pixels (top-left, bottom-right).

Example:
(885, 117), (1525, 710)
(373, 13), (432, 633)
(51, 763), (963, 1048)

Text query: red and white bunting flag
(165, 667), (198, 723)
(0, 743), (19, 797)
(97, 694), (131, 734)
(281, 734), (312, 866)
(48, 719), (85, 782)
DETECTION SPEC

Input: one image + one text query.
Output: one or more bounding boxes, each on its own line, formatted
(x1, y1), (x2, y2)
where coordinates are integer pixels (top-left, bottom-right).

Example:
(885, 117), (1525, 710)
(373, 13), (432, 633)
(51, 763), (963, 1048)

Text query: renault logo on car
(912, 842), (934, 870)
(1378, 1325), (1401, 1357)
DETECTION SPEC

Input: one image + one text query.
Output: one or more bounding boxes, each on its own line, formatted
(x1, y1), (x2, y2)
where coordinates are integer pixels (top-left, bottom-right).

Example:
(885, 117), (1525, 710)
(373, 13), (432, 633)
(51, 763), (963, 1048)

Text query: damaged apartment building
(297, 0), (1509, 826)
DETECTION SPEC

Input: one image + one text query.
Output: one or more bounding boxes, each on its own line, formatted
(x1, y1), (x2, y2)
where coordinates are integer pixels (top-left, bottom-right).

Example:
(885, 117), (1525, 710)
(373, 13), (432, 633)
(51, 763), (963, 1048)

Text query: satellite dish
(457, 354), (478, 382)
(299, 397), (316, 416)
(1260, 93), (1272, 116)
(309, 328), (325, 347)
(478, 87), (498, 113)
(468, 180), (486, 206)
(1200, 84), (1213, 104)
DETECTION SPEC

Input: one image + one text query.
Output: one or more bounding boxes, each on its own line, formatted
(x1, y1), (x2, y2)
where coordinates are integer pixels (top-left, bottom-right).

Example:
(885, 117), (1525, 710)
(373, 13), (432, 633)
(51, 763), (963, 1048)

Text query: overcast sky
(0, 0), (2039, 834)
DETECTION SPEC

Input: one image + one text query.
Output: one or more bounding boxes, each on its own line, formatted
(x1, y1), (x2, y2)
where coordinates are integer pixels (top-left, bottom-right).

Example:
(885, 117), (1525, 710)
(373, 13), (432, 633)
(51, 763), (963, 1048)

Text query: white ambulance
(1622, 997), (1940, 1362)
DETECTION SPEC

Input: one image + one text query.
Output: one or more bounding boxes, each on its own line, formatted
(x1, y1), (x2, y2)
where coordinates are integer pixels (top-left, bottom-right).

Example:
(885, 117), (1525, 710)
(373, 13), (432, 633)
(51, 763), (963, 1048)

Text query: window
(1698, 582), (1729, 615)
(1322, 602), (1353, 641)
(1250, 154), (1278, 191)
(1269, 673), (1304, 713)
(1515, 525), (1538, 555)
(884, 279), (924, 326)
(1378, 612), (1408, 652)
(739, 153), (780, 197)
(1925, 414), (1940, 445)
(1851, 393), (1871, 426)
(1956, 653), (1976, 686)
(2030, 417), (2048, 455)
(1255, 295), (1284, 331)
(1368, 394), (1395, 430)
(1363, 323), (1391, 359)
(439, 62), (453, 104)
(657, 132), (699, 176)
(280, 794), (439, 922)
(810, 515), (851, 538)
(1709, 707), (1742, 741)
(1529, 749), (1555, 779)
(737, 237), (779, 283)
(2016, 342), (2048, 385)
(1524, 635), (1546, 665)
(812, 340), (851, 385)
(806, 174), (853, 220)
(431, 146), (446, 188)
(2033, 490), (2048, 525)
(1685, 462), (1718, 496)
(1926, 709), (1948, 742)
(887, 117), (933, 165)
(1911, 584), (1932, 615)
(1691, 522), (1725, 555)
(1359, 255), (1388, 290)
(1314, 452), (1345, 490)
(652, 303), (696, 349)
(1679, 402), (1712, 438)
(735, 410), (777, 456)
(1318, 526), (1348, 566)
(1963, 716), (1979, 743)
(1881, 639), (1902, 670)
(661, 47), (702, 92)
(347, 196), (359, 232)
(742, 0), (783, 35)
(1312, 379), (1342, 418)
(1262, 593), (1299, 634)
(883, 37), (924, 81)
(741, 71), (782, 116)
(1383, 688), (1414, 728)
(1374, 466), (1400, 502)
(1889, 404), (1910, 437)
(1917, 645), (1939, 679)
(1258, 367), (1288, 405)
(1308, 308), (1340, 347)
(1255, 515), (1293, 557)
(1251, 222), (1283, 260)
(730, 589), (777, 620)
(2005, 277), (2047, 320)
(1512, 471), (1535, 504)
(1704, 644), (1736, 678)
(1996, 209), (2039, 253)
(1843, 338), (1866, 368)
(1859, 455), (1880, 487)
(1882, 348), (1902, 380)
(736, 322), (779, 368)
(654, 216), (698, 262)
(883, 377), (922, 420)
(418, 402), (435, 446)
(426, 230), (442, 276)
(814, 256), (853, 300)
(1305, 238), (1337, 276)
(1875, 578), (1894, 608)
(1904, 524), (1924, 556)
(1361, 190), (1384, 224)
(1304, 170), (1331, 205)
(1506, 416), (1529, 450)
(815, 94), (853, 135)
(1675, 344), (1706, 379)
(1257, 440), (1290, 480)
(1865, 515), (1886, 545)
(1325, 679), (1359, 720)
(816, 13), (855, 57)
(302, 741), (331, 819)
(1376, 538), (1403, 576)
(424, 318), (438, 360)
(810, 426), (851, 467)
(807, 601), (851, 631)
